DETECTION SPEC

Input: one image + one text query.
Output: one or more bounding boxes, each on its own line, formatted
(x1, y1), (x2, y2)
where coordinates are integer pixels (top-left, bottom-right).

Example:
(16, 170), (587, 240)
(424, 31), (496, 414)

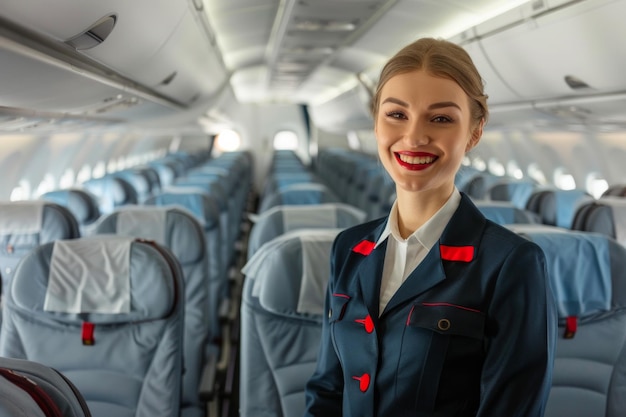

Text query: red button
(352, 373), (370, 392)
(355, 315), (374, 333)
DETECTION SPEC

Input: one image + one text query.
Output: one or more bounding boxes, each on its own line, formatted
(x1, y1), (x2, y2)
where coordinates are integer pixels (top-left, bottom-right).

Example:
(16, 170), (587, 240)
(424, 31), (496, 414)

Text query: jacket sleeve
(477, 240), (557, 417)
(303, 237), (344, 417)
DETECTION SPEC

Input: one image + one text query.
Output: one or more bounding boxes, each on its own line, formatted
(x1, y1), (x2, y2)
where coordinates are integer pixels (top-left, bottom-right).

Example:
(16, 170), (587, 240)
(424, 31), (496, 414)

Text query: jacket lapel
(381, 193), (486, 316)
(351, 220), (387, 318)
(381, 244), (445, 314)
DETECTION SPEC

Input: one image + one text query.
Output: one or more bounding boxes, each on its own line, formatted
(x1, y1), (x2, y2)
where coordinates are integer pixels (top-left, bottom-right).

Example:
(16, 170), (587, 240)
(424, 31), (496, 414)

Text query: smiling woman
(304, 37), (556, 417)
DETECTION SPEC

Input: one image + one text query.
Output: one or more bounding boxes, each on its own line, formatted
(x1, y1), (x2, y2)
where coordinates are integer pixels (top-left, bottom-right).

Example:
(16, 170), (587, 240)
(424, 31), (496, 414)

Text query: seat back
(487, 180), (537, 209)
(40, 189), (101, 234)
(247, 203), (365, 259)
(82, 176), (138, 215)
(0, 201), (79, 293)
(240, 229), (340, 417)
(512, 228), (626, 417)
(571, 198), (626, 246)
(474, 200), (540, 225)
(0, 357), (91, 417)
(91, 206), (212, 412)
(258, 183), (341, 213)
(0, 235), (185, 417)
(145, 187), (226, 292)
(526, 189), (594, 228)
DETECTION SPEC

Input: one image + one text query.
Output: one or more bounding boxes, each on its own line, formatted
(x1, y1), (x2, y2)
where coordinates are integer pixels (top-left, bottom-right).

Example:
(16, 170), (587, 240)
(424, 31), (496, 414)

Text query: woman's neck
(395, 185), (454, 239)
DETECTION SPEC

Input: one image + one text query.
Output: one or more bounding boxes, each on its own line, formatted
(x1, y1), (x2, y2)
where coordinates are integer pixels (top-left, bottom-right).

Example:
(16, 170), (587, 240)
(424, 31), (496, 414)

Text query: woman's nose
(403, 120), (430, 146)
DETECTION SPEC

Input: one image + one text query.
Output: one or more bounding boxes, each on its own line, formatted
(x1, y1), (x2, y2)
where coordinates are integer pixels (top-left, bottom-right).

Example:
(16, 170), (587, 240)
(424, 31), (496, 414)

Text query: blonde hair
(371, 38), (488, 126)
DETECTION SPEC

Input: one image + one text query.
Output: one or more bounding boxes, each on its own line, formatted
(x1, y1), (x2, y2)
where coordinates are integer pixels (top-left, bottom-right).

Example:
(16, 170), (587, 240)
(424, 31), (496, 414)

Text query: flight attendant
(304, 37), (556, 417)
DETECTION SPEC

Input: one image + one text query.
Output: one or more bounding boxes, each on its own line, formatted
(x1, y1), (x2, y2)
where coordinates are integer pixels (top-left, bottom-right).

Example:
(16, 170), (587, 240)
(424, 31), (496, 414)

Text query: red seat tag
(82, 322), (95, 345)
(564, 316), (577, 339)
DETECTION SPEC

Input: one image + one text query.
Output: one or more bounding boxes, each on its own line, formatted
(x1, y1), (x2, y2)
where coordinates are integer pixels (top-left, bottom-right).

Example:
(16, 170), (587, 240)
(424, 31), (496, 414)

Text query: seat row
(0, 150), (254, 417)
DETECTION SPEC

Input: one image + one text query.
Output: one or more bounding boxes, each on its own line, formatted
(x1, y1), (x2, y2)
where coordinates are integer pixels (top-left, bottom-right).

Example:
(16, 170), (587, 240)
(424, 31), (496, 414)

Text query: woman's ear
(466, 118), (484, 152)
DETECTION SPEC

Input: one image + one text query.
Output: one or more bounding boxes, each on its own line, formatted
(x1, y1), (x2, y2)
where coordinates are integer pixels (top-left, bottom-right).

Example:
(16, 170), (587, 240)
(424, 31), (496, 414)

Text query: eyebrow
(381, 97), (462, 111)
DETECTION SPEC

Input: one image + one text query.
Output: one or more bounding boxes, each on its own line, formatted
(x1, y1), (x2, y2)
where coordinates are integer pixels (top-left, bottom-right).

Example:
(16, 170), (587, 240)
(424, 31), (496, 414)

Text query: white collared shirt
(375, 188), (461, 315)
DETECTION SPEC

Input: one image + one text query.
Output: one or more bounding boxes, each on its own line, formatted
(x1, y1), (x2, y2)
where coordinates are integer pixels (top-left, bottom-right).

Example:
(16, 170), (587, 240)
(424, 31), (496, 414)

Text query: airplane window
(117, 156), (127, 170)
(488, 158), (506, 176)
(9, 180), (31, 201)
(93, 161), (106, 179)
(586, 173), (609, 198)
(59, 168), (76, 188)
(77, 165), (92, 184)
(507, 161), (524, 179)
(554, 167), (576, 190)
(527, 163), (547, 185)
(35, 174), (56, 198)
(273, 130), (298, 150)
(472, 157), (487, 171)
(215, 129), (242, 152)
(347, 131), (361, 150)
(107, 160), (118, 173)
(169, 136), (182, 152)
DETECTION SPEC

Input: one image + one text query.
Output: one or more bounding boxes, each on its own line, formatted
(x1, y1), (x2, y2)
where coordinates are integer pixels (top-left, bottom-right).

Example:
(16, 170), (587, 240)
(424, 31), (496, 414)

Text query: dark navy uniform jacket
(304, 193), (557, 417)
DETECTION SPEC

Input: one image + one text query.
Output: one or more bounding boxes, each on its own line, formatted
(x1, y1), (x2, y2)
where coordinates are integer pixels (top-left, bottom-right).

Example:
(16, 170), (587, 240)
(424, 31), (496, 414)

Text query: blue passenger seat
(0, 356), (92, 417)
(0, 235), (185, 417)
(571, 197), (626, 246)
(474, 200), (541, 225)
(40, 188), (101, 235)
(511, 227), (626, 417)
(170, 179), (234, 271)
(0, 201), (79, 296)
(91, 206), (215, 417)
(144, 188), (225, 298)
(247, 203), (366, 259)
(487, 179), (537, 209)
(81, 176), (138, 215)
(240, 229), (341, 417)
(525, 189), (594, 228)
(258, 183), (341, 213)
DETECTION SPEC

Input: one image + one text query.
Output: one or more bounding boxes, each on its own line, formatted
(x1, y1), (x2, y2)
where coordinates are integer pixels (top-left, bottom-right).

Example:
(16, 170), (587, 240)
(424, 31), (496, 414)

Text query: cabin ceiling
(203, 0), (530, 105)
(2, 0), (626, 134)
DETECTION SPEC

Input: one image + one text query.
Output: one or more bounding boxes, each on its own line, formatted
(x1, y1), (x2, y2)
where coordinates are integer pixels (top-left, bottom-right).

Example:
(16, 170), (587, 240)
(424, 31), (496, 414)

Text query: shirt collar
(375, 187), (461, 249)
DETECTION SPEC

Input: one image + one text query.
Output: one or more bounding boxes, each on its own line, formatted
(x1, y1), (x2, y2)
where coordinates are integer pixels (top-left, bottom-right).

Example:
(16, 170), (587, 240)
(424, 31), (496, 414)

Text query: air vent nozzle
(66, 15), (117, 50)
(565, 75), (591, 90)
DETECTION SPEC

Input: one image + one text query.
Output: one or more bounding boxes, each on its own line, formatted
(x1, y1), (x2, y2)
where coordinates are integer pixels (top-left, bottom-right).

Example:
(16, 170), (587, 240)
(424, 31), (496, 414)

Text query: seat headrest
(0, 201), (45, 234)
(10, 235), (177, 324)
(475, 201), (530, 225)
(553, 189), (593, 228)
(242, 229), (340, 317)
(145, 190), (220, 227)
(599, 197), (626, 246)
(41, 189), (100, 224)
(95, 206), (205, 265)
(520, 230), (613, 318)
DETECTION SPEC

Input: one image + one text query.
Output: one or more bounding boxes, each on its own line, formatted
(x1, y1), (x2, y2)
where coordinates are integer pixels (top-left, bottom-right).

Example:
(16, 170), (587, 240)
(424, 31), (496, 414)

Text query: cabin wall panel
(477, 0), (626, 104)
(308, 85), (373, 134)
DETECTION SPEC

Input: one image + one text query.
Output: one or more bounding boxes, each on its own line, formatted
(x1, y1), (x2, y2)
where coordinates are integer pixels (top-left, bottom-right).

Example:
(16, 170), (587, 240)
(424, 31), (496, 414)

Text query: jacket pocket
(328, 293), (350, 323)
(407, 303), (485, 340)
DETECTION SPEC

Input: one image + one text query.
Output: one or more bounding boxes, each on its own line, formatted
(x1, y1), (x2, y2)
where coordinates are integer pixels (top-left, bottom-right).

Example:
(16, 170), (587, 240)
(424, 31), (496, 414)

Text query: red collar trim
(352, 240), (376, 256)
(440, 245), (474, 262)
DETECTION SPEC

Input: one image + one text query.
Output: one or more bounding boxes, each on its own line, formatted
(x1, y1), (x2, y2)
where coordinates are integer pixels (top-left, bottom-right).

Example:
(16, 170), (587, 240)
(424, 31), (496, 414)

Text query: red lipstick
(394, 152), (438, 171)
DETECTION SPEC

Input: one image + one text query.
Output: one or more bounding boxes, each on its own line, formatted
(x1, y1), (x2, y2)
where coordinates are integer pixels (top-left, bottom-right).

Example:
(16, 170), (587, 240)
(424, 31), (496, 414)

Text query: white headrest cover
(0, 201), (45, 234)
(44, 237), (131, 314)
(117, 208), (167, 244)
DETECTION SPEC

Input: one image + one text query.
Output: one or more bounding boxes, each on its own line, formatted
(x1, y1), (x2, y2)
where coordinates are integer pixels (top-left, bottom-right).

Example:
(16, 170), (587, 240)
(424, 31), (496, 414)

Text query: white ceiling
(203, 0), (532, 105)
